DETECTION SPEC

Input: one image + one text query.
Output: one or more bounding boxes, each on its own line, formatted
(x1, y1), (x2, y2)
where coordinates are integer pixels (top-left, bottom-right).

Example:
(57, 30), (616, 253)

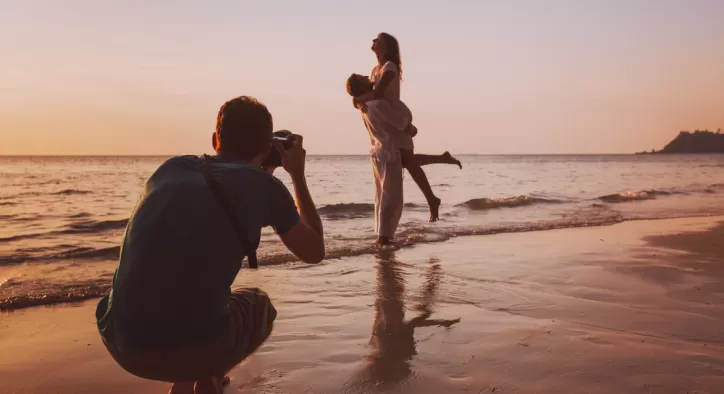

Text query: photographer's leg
(400, 148), (441, 222)
(198, 288), (276, 391)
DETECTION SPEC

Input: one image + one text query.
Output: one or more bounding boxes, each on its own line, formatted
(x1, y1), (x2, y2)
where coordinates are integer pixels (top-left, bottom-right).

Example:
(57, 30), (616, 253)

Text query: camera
(262, 130), (295, 168)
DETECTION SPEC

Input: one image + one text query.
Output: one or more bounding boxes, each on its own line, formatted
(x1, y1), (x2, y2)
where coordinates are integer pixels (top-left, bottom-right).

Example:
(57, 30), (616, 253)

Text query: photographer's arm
(290, 173), (323, 236)
(274, 136), (325, 264)
(279, 178), (324, 264)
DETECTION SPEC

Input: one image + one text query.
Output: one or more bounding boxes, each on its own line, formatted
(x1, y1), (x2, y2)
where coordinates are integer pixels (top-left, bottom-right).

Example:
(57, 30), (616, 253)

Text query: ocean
(1, 154), (723, 310)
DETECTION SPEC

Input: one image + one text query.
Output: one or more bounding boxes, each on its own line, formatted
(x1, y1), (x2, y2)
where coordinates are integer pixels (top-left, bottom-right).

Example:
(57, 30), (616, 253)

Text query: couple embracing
(347, 32), (462, 245)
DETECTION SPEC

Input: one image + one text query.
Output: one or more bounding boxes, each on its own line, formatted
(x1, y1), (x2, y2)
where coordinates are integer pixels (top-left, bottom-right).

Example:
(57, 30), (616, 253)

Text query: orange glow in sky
(1, 1), (723, 155)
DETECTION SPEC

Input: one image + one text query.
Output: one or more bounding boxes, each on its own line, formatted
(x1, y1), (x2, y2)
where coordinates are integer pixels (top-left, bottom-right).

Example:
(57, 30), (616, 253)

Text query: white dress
(370, 61), (415, 150)
(367, 98), (413, 137)
(362, 103), (403, 238)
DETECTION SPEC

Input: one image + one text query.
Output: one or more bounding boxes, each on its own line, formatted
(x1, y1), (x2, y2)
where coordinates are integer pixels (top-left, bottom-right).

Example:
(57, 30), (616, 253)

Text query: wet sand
(1, 216), (724, 393)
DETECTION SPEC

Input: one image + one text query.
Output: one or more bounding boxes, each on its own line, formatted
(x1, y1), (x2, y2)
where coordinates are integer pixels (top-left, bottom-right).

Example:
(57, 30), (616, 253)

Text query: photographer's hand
(275, 135), (306, 180)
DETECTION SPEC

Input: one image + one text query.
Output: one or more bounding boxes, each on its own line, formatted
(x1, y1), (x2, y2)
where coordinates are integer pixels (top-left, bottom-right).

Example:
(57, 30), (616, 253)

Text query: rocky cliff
(641, 130), (724, 154)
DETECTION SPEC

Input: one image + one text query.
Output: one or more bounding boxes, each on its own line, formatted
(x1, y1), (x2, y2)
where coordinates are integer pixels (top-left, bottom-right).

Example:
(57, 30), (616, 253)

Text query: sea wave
(69, 212), (92, 219)
(5, 179), (62, 188)
(63, 219), (129, 234)
(0, 232), (48, 243)
(318, 203), (374, 219)
(0, 189), (90, 201)
(0, 218), (129, 244)
(0, 246), (120, 265)
(0, 192), (37, 200)
(177, 211), (724, 268)
(458, 195), (563, 210)
(597, 189), (677, 203)
(0, 279), (111, 311)
(318, 202), (424, 219)
(53, 189), (91, 196)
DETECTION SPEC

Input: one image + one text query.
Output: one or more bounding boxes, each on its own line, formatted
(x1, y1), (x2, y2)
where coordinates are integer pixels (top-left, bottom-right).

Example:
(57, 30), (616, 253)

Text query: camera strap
(200, 154), (259, 269)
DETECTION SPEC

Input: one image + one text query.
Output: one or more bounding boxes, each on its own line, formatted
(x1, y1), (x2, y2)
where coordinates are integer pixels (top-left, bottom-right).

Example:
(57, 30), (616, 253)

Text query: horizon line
(0, 153), (650, 158)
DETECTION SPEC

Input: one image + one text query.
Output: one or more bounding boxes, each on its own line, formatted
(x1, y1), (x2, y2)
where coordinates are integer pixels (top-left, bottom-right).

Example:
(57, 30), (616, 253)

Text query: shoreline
(2, 216), (724, 393)
(3, 214), (724, 312)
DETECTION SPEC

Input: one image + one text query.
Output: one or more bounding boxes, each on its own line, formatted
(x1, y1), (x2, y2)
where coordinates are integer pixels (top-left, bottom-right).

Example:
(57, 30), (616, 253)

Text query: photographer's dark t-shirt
(95, 155), (300, 352)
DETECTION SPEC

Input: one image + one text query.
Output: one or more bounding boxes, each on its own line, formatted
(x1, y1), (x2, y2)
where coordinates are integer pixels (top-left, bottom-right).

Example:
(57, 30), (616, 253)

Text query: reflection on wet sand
(350, 252), (461, 391)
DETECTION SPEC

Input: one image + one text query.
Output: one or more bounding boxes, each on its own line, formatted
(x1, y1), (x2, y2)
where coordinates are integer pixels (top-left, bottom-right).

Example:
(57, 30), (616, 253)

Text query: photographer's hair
(379, 32), (402, 81)
(215, 96), (273, 160)
(346, 74), (367, 97)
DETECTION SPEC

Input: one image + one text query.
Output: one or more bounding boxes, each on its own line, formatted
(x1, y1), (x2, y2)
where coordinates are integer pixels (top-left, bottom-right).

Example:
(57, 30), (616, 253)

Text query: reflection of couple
(345, 254), (460, 391)
(348, 33), (462, 245)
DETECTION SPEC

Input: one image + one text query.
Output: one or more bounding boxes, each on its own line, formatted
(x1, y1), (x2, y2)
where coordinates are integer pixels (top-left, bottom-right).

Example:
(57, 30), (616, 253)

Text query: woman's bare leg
(377, 236), (393, 245)
(400, 148), (441, 222)
(414, 152), (462, 169)
(403, 125), (461, 168)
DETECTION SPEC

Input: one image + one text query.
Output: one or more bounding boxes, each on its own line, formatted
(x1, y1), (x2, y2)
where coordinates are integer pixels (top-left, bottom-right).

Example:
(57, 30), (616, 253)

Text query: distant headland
(637, 129), (724, 154)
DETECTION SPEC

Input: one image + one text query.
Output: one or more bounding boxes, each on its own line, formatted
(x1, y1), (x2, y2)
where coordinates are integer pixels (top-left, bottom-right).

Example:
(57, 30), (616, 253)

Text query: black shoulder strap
(200, 155), (259, 269)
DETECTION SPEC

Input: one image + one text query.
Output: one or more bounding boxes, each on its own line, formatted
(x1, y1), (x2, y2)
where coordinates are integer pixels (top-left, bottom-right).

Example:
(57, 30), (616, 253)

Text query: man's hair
(346, 74), (373, 97)
(216, 96), (273, 160)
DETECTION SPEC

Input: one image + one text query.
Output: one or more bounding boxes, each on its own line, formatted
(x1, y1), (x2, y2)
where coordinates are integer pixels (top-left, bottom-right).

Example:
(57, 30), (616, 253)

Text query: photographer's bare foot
(194, 377), (223, 394)
(442, 151), (462, 169)
(429, 197), (441, 222)
(170, 376), (227, 394)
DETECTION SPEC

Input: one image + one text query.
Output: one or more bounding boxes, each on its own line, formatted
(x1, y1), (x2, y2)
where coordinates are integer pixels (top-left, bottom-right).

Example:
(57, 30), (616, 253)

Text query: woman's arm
(353, 70), (395, 108)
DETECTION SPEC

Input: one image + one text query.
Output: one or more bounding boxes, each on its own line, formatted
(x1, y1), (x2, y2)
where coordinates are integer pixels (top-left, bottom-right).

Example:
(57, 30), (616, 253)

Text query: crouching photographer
(95, 96), (324, 394)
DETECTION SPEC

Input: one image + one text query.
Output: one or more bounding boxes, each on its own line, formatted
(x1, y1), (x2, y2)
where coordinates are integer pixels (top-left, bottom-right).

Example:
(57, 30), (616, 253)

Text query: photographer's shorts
(102, 288), (277, 382)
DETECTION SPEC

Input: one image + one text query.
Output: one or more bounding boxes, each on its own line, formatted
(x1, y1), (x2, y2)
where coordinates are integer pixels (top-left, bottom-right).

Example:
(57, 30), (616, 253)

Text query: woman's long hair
(379, 32), (402, 81)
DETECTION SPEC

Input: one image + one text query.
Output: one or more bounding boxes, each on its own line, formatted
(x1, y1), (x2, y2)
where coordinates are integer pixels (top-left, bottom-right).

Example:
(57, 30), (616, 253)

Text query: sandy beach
(2, 216), (724, 394)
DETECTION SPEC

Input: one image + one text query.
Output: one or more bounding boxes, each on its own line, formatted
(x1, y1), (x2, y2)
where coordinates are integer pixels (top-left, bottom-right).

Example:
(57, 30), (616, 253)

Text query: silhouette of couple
(348, 33), (462, 246)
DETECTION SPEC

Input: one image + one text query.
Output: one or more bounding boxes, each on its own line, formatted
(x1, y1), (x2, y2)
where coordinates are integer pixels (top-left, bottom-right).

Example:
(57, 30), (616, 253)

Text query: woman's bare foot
(429, 197), (441, 222)
(377, 236), (393, 246)
(442, 151), (462, 169)
(379, 236), (405, 250)
(169, 383), (194, 394)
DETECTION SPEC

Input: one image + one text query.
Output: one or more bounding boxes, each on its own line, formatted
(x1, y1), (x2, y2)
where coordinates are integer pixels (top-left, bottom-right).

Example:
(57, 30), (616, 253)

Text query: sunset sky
(2, 0), (723, 155)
